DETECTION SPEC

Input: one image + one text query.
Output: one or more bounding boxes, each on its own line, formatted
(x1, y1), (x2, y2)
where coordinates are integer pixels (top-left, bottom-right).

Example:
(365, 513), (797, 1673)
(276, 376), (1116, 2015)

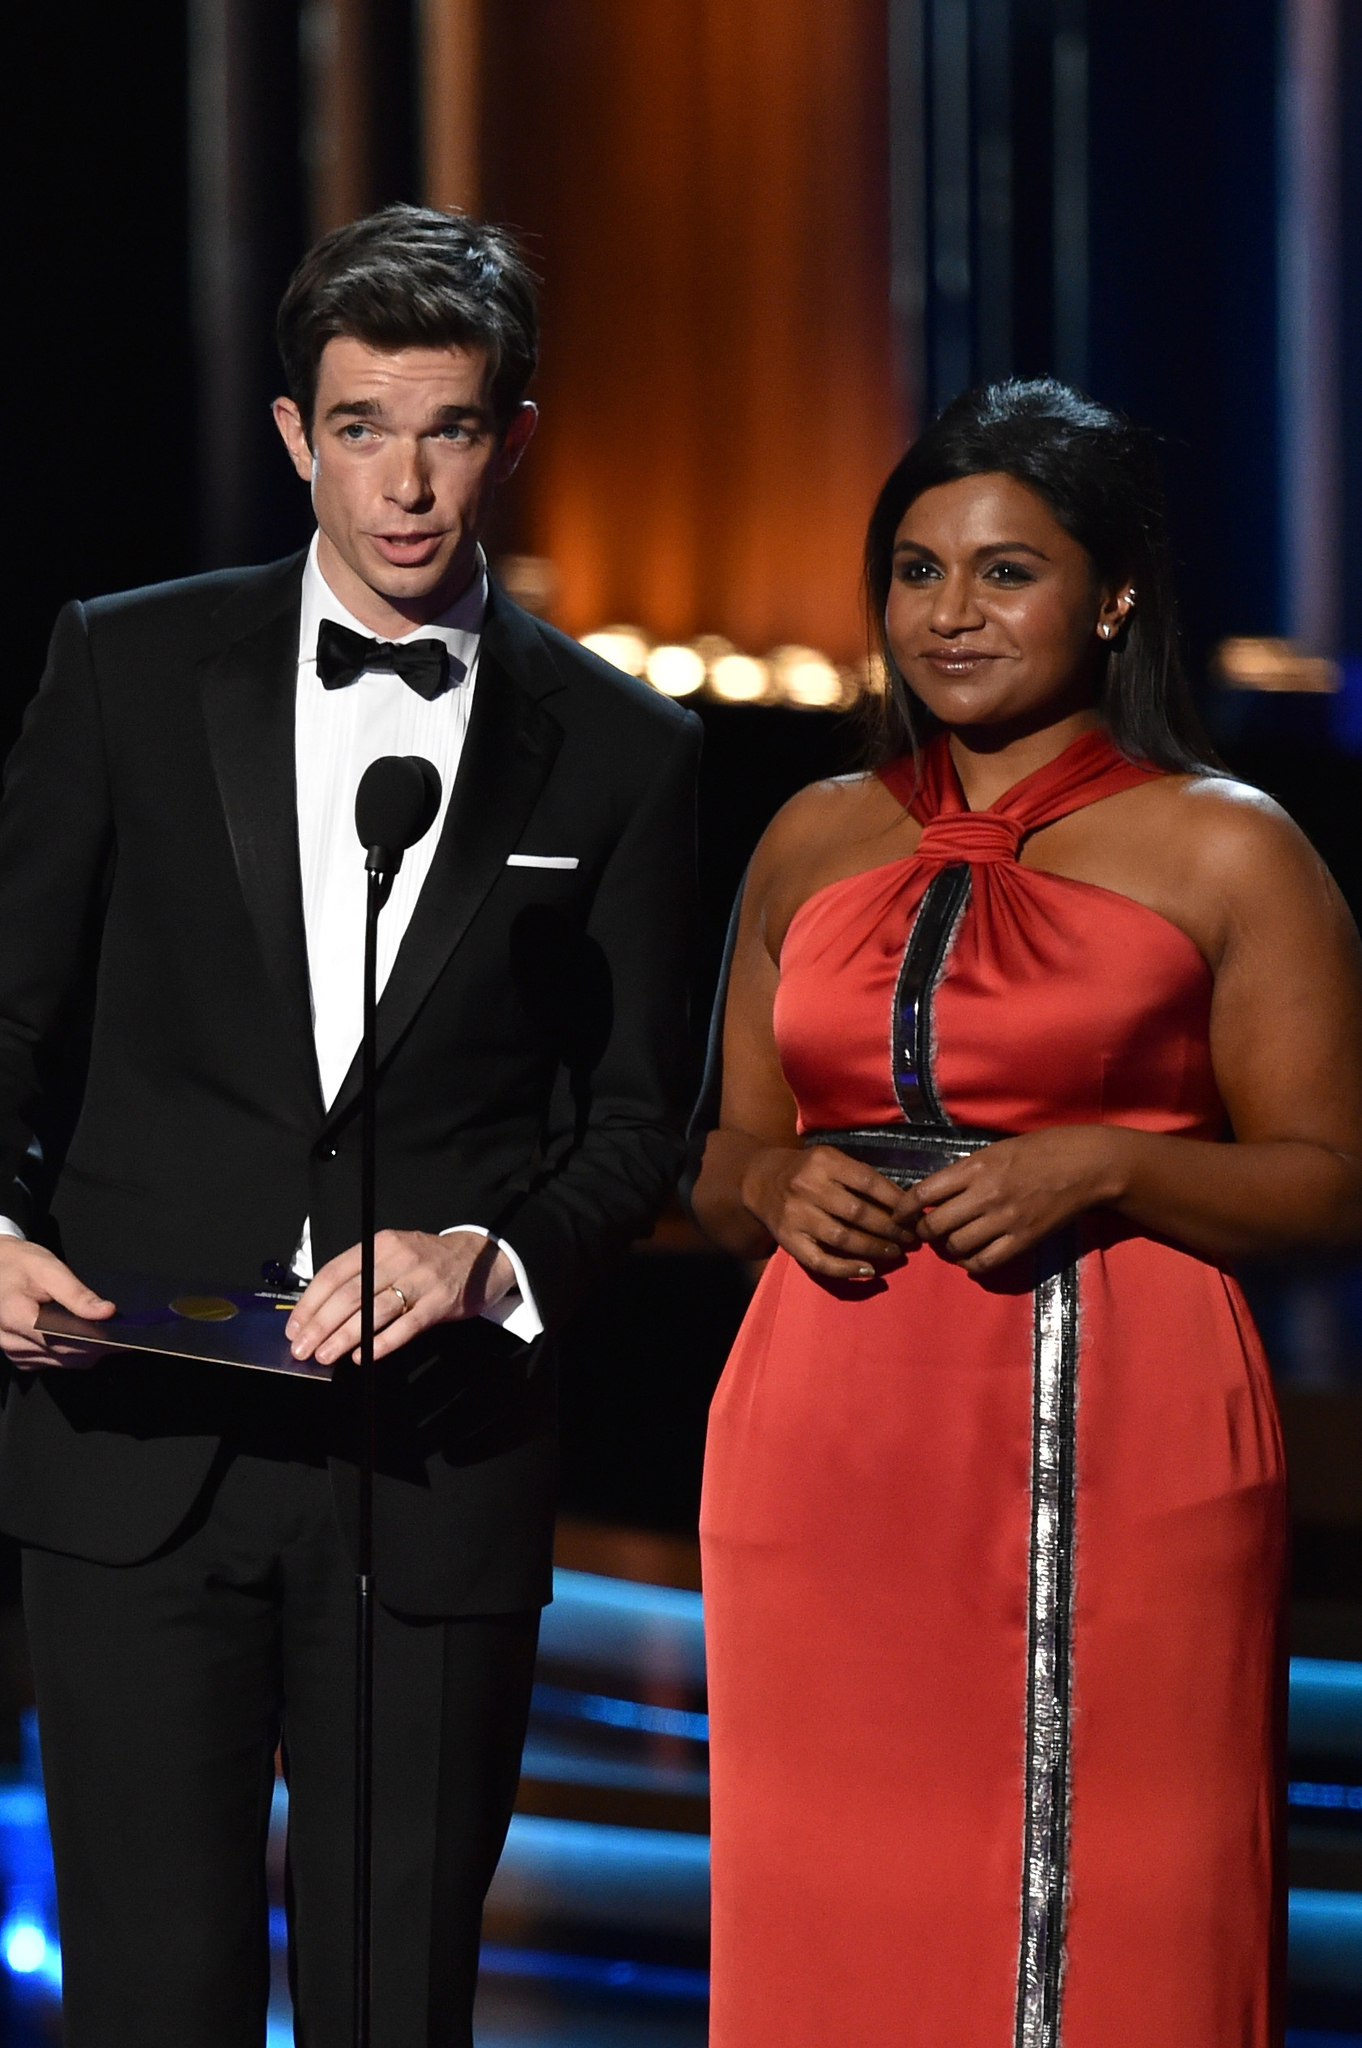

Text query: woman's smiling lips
(918, 648), (1003, 677)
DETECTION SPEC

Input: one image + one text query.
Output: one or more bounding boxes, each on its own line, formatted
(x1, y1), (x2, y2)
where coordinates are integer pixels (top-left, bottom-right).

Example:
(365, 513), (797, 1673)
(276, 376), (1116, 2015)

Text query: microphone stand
(355, 853), (392, 2048)
(347, 751), (440, 2048)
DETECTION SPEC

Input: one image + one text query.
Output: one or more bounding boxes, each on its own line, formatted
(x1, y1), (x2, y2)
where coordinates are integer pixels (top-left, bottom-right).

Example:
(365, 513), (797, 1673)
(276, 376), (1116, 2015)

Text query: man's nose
(385, 440), (434, 509)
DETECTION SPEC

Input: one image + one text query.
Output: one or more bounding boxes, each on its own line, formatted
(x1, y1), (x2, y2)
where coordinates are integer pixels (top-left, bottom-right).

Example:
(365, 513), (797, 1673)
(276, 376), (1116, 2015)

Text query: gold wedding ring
(388, 1284), (408, 1314)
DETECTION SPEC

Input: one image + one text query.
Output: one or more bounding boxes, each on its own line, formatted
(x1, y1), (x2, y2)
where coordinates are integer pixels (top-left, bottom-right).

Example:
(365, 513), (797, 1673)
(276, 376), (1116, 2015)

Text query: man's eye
(340, 423), (373, 441)
(439, 425), (472, 442)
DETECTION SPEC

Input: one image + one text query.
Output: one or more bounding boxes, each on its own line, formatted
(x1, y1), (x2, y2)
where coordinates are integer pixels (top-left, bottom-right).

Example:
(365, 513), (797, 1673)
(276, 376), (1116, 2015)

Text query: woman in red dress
(690, 381), (1362, 2048)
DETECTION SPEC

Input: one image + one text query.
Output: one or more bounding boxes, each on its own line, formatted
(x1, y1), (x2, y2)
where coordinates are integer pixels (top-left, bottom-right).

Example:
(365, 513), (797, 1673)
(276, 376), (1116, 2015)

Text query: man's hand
(284, 1229), (516, 1369)
(0, 1240), (116, 1368)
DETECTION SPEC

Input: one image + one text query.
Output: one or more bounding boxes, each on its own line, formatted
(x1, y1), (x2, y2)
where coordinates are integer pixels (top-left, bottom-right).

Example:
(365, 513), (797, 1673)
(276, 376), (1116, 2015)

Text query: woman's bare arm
(911, 788), (1362, 1270)
(690, 781), (922, 1273)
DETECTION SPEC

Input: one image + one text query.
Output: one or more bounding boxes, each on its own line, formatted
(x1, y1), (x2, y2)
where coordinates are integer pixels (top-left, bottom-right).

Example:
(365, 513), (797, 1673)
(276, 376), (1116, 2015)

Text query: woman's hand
(910, 1126), (1129, 1274)
(740, 1144), (920, 1280)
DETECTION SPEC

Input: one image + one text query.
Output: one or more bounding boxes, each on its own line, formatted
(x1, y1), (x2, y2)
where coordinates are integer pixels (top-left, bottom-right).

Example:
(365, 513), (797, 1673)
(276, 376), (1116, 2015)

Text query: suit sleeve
(491, 711), (702, 1330)
(0, 603), (114, 1222)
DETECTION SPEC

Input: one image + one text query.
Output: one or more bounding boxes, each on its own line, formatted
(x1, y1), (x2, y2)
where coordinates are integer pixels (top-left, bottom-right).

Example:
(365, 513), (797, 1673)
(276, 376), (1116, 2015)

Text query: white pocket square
(506, 854), (579, 869)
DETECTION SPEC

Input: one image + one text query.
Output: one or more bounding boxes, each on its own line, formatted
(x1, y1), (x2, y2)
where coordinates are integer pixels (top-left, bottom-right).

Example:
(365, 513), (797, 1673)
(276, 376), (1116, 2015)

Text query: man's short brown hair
(277, 204), (538, 436)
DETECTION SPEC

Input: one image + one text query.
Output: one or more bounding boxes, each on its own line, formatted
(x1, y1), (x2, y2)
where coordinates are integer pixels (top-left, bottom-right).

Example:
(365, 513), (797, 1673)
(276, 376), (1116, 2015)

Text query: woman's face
(884, 471), (1131, 736)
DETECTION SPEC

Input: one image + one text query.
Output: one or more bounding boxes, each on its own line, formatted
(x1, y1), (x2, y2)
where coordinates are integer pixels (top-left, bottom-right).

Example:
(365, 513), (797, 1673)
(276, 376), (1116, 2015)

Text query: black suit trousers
(21, 1452), (539, 2048)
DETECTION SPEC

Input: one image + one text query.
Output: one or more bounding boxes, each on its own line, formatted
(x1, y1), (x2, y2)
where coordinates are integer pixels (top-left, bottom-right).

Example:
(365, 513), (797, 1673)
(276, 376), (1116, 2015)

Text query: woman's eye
(985, 561), (1034, 585)
(895, 560), (939, 584)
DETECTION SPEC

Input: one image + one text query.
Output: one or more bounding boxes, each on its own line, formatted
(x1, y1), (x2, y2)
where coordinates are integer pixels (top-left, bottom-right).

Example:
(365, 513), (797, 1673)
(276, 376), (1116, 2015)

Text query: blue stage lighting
(2, 1920), (46, 1973)
(1290, 1782), (1362, 1812)
(532, 1681), (710, 1744)
(479, 1941), (709, 2002)
(1291, 1661), (1362, 1759)
(0, 1911), (61, 1990)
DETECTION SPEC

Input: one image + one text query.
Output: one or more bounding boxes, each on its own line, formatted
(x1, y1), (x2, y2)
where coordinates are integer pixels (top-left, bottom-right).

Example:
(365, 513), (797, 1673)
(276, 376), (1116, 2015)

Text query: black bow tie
(315, 618), (463, 701)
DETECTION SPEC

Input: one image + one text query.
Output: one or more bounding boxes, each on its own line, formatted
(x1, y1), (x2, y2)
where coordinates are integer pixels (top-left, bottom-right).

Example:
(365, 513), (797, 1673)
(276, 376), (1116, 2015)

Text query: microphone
(349, 749), (440, 2046)
(354, 755), (442, 875)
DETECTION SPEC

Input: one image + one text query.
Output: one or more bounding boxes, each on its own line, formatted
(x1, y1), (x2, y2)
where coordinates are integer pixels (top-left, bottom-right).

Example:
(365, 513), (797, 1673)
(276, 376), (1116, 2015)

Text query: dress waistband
(802, 1123), (999, 1187)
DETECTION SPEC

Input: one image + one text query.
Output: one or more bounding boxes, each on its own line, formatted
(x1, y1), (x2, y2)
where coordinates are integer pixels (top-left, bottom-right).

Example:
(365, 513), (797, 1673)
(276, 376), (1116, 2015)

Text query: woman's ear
(1096, 583), (1136, 642)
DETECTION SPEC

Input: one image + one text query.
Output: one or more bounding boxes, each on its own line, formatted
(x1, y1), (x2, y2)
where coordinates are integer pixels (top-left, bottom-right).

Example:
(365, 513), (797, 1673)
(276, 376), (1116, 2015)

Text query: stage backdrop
(476, 0), (902, 665)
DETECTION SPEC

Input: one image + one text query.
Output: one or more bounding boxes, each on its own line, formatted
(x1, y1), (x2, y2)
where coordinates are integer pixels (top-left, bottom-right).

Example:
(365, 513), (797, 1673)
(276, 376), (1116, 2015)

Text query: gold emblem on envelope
(169, 1295), (239, 1323)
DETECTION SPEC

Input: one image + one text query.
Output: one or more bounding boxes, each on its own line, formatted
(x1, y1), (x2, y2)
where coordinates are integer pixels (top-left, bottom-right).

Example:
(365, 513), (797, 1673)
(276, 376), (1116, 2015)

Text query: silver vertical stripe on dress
(1015, 1239), (1079, 2048)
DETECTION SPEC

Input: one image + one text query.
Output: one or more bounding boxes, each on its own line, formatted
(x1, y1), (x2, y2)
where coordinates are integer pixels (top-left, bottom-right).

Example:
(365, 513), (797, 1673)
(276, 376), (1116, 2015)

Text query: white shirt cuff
(440, 1227), (544, 1343)
(0, 1218), (26, 1241)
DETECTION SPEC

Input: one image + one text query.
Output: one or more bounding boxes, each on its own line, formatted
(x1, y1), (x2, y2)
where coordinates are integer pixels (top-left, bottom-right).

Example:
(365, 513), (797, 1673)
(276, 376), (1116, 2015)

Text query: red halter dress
(700, 729), (1286, 2048)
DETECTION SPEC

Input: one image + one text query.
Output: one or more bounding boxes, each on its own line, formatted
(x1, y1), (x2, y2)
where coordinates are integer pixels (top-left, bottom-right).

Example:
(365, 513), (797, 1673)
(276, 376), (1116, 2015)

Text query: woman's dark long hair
(863, 378), (1221, 772)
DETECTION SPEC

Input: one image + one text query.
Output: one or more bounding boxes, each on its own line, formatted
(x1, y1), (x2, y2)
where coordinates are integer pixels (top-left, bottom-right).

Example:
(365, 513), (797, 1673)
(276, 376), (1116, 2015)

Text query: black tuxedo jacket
(0, 552), (700, 1613)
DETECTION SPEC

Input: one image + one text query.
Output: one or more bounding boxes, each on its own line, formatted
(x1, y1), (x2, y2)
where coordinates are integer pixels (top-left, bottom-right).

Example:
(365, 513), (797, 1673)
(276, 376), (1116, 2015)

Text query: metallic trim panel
(891, 862), (972, 1124)
(1015, 1236), (1080, 2048)
(822, 854), (1083, 2045)
(802, 1123), (995, 1186)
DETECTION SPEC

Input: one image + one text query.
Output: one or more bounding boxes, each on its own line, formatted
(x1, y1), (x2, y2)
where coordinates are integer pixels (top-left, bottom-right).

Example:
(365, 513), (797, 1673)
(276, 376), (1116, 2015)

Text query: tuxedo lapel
(324, 593), (567, 1128)
(197, 555), (323, 1113)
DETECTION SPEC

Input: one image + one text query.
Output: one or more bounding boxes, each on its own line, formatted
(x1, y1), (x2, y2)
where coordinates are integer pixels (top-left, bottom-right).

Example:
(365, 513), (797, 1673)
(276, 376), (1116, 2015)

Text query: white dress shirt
(0, 538), (543, 1346)
(292, 536), (541, 1340)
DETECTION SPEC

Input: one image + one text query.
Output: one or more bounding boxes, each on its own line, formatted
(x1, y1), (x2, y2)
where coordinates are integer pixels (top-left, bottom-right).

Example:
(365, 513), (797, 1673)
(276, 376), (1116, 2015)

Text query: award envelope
(35, 1271), (332, 1380)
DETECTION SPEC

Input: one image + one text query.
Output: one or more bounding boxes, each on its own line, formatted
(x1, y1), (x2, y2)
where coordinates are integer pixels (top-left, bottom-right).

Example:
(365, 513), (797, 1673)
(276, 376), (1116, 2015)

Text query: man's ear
(494, 402), (539, 483)
(272, 396), (315, 483)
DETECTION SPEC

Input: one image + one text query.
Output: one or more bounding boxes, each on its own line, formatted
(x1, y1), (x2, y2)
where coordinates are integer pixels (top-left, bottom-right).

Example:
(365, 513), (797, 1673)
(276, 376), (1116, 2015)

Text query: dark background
(11, 0), (1358, 859)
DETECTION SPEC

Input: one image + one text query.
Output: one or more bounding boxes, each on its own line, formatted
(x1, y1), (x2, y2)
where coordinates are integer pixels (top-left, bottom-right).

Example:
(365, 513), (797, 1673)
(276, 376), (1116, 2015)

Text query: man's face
(273, 337), (536, 633)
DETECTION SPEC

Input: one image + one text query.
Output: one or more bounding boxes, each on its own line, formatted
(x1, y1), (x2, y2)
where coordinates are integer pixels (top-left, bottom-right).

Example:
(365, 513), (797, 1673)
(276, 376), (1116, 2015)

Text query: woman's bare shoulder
(749, 770), (905, 880)
(1128, 771), (1357, 968)
(739, 770), (913, 958)
(1028, 764), (1348, 970)
(1146, 772), (1327, 888)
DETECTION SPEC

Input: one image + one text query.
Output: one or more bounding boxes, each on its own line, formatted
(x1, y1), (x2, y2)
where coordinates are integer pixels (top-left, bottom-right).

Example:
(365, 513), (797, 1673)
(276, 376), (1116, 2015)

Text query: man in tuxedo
(0, 204), (699, 2045)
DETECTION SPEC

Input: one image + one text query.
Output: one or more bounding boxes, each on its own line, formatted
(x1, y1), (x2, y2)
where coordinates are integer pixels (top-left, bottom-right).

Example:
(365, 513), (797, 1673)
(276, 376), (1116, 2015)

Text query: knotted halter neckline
(877, 727), (1166, 867)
